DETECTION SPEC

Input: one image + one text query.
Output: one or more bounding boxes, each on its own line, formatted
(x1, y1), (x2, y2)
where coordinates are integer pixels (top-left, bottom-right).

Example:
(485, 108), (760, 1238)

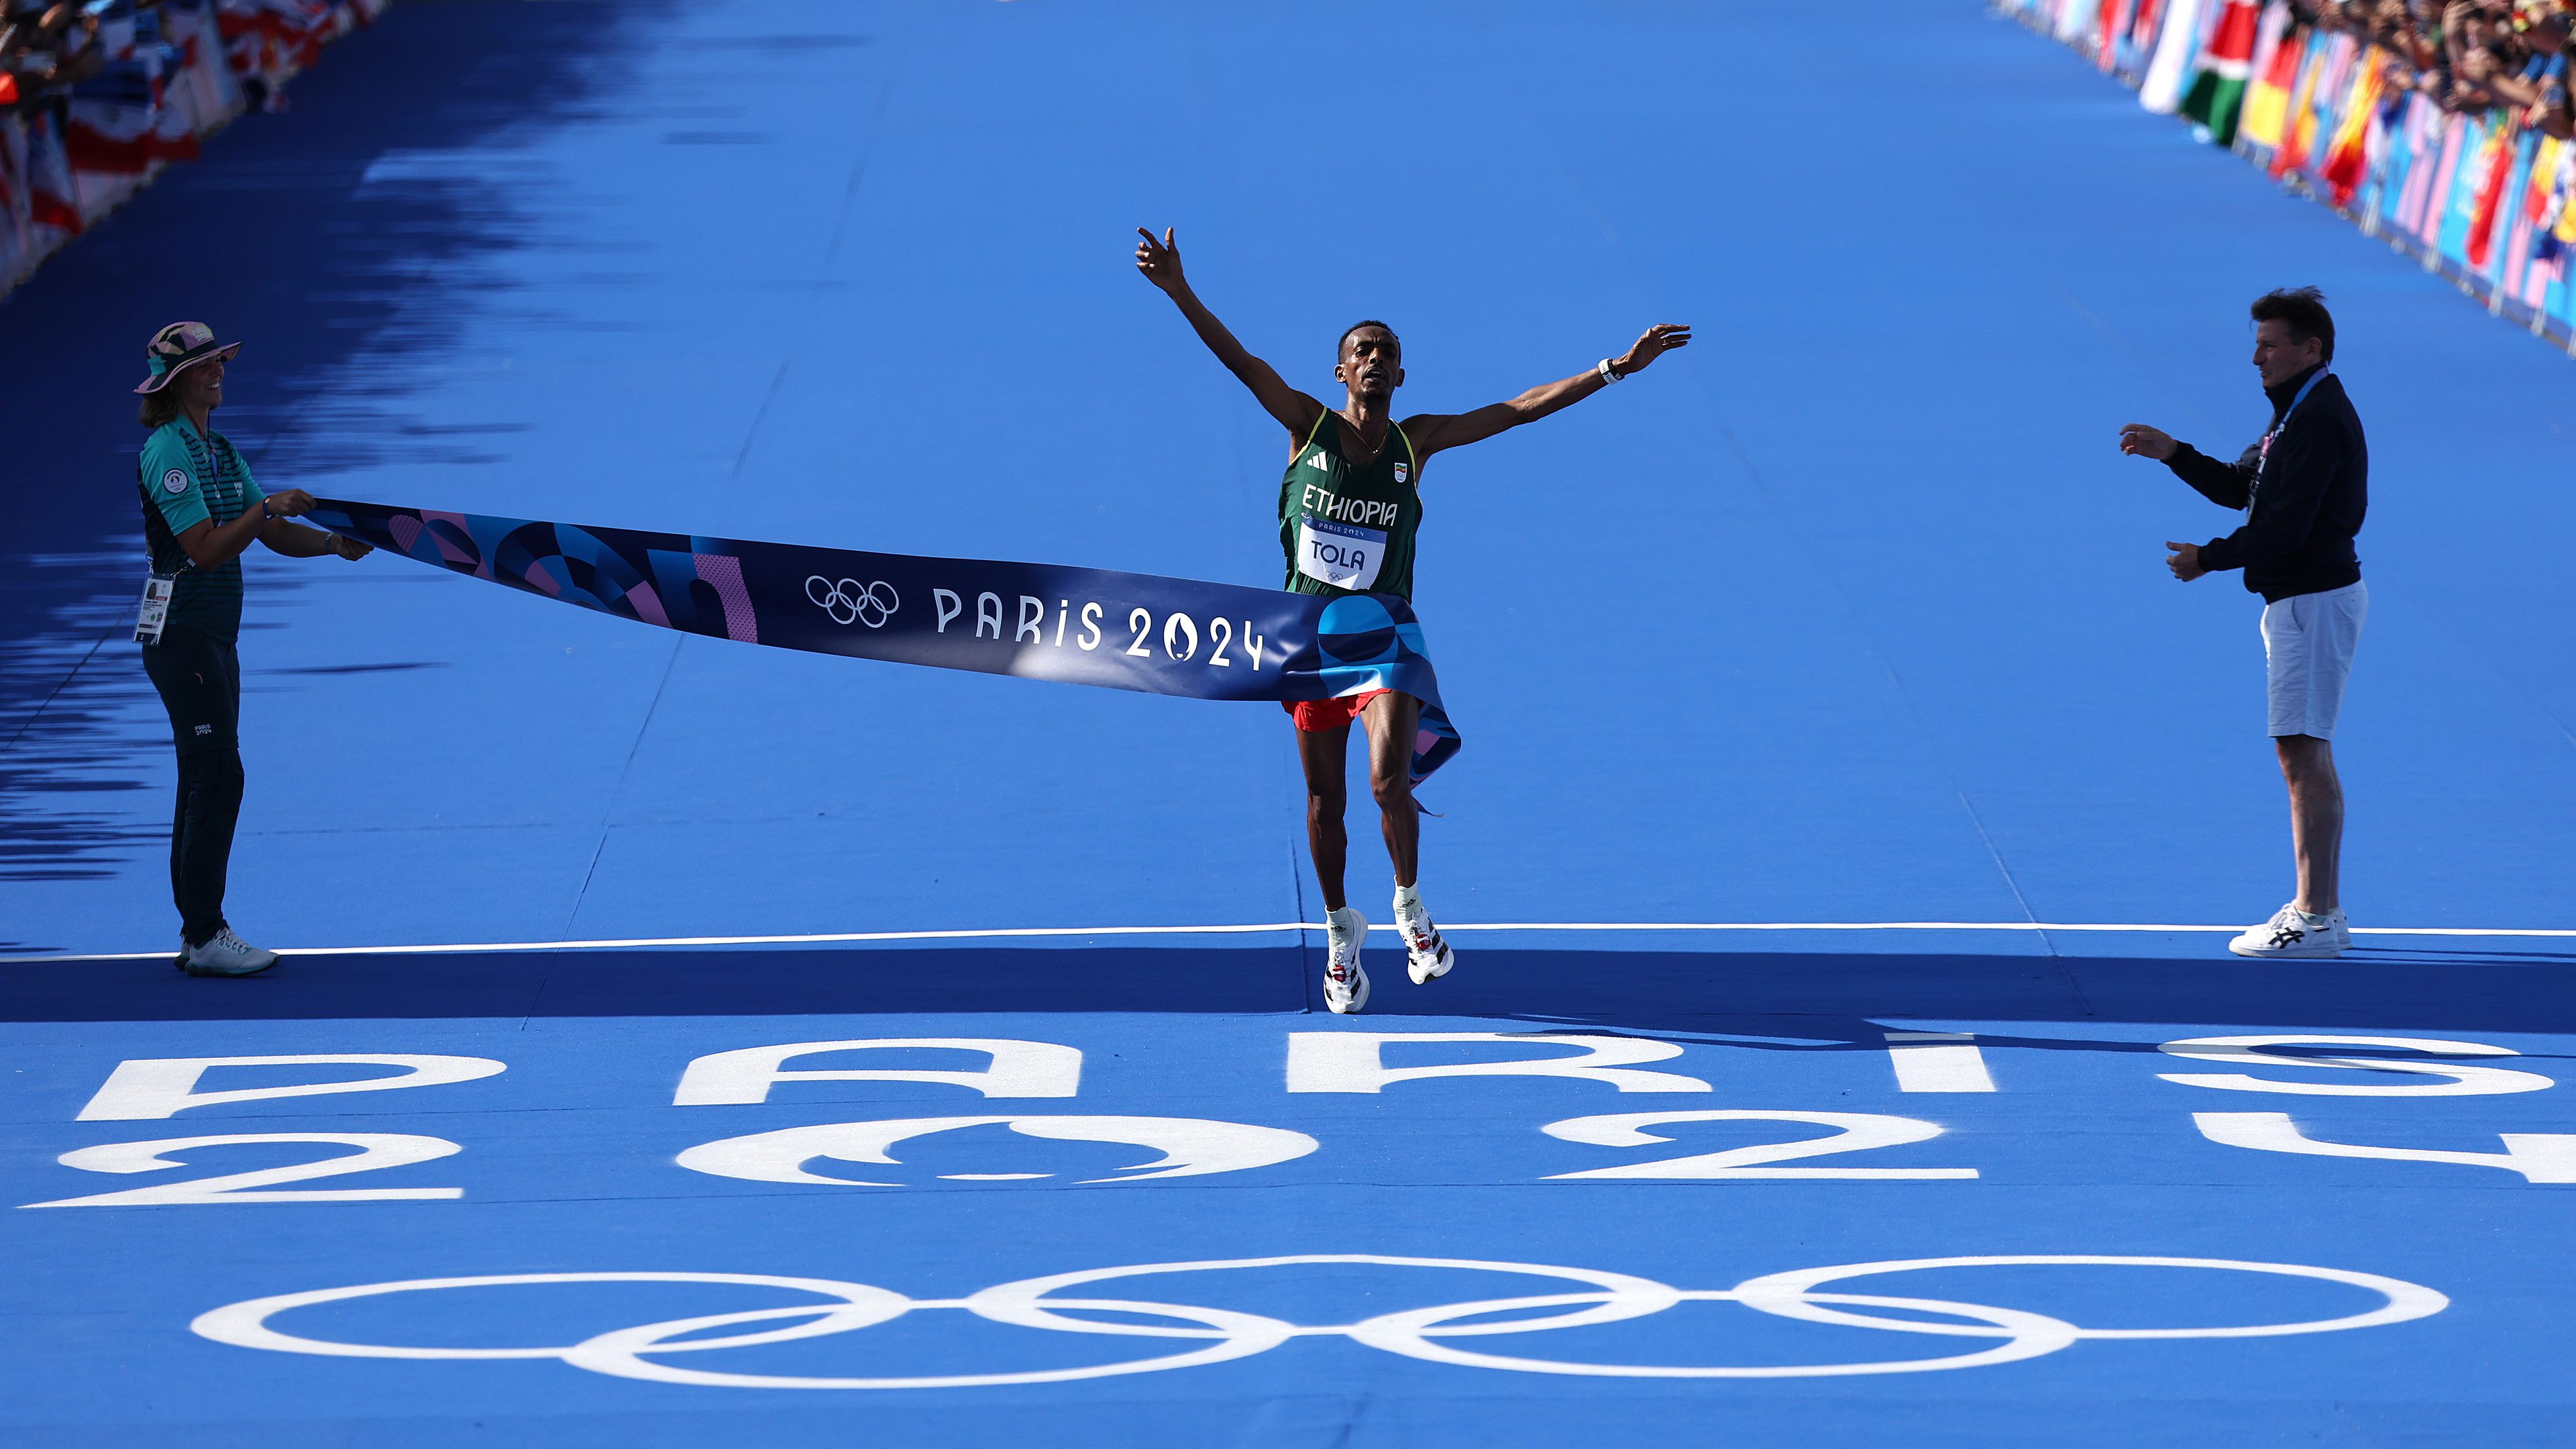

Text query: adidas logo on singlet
(1303, 451), (1329, 470)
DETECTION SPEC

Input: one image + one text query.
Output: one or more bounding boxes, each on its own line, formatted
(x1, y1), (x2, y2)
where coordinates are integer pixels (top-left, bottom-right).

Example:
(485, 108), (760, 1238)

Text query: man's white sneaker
(1322, 906), (1371, 1014)
(2318, 907), (2352, 952)
(1396, 898), (1454, 985)
(182, 928), (278, 977)
(2228, 904), (2343, 959)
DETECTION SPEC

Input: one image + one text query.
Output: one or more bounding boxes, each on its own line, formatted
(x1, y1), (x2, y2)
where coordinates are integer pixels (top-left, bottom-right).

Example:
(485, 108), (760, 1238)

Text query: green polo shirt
(138, 416), (265, 643)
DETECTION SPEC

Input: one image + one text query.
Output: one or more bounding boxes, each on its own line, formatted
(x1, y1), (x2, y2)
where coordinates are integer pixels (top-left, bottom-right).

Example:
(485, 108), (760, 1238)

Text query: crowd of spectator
(2320, 1), (2571, 132)
(2017, 0), (2576, 346)
(1, 0), (383, 290)
(3, 5), (109, 113)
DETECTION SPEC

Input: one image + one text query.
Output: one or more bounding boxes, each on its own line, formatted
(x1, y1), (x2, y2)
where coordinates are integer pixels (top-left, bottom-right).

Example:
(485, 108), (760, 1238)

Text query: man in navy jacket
(2120, 287), (2368, 959)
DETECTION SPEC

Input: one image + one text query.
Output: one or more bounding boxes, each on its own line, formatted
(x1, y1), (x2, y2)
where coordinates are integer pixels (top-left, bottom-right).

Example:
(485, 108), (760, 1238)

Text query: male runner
(1136, 226), (1689, 1013)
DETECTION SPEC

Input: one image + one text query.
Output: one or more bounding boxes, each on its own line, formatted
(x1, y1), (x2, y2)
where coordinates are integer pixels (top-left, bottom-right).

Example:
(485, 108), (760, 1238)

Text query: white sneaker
(2318, 907), (2351, 951)
(1396, 894), (1454, 984)
(2229, 904), (2343, 959)
(183, 927), (279, 977)
(1322, 906), (1371, 1014)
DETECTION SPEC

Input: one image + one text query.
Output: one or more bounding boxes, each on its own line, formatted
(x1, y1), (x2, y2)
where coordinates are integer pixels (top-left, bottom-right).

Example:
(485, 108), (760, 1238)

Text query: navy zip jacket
(2163, 364), (2367, 602)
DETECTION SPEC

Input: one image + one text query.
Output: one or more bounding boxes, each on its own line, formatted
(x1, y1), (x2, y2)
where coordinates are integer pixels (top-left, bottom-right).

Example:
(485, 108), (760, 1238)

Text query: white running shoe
(1322, 906), (1371, 1014)
(182, 927), (279, 977)
(1396, 894), (1454, 985)
(2318, 907), (2351, 952)
(2228, 904), (2343, 959)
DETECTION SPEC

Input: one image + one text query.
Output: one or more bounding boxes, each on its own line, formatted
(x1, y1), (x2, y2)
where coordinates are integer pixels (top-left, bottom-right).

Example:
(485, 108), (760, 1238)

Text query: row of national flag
(2, 0), (385, 294)
(2002, 0), (2576, 350)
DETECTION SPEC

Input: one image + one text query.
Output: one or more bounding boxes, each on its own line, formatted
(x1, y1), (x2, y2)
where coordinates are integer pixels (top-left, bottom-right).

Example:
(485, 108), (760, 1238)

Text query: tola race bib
(1295, 517), (1385, 592)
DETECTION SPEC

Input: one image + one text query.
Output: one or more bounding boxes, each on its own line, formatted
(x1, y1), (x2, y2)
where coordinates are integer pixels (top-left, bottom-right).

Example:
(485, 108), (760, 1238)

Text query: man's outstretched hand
(1615, 323), (1691, 375)
(2165, 540), (2207, 582)
(1134, 227), (1187, 294)
(2118, 423), (2178, 461)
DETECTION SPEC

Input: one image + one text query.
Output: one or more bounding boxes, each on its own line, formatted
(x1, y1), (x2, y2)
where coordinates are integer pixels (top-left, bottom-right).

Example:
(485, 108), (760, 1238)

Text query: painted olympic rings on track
(191, 1252), (2446, 1389)
(1727, 1256), (2449, 1341)
(805, 576), (898, 628)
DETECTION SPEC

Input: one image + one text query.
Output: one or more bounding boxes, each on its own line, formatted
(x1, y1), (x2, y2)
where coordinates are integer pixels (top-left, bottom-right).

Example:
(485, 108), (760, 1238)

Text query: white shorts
(2261, 580), (2367, 739)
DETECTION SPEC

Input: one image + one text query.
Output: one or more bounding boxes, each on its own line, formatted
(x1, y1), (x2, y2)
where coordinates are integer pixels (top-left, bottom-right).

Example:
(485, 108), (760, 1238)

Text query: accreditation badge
(134, 574), (176, 645)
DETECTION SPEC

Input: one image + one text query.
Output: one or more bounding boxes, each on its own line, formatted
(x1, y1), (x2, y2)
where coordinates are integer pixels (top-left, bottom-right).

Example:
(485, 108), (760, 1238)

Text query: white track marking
(2194, 1112), (2576, 1183)
(5, 919), (2573, 964)
(1884, 1033), (1998, 1093)
(193, 1254), (2447, 1386)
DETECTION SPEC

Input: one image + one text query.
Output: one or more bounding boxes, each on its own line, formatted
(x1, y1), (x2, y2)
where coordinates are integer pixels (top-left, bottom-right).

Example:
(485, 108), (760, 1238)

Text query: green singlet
(1277, 411), (1422, 601)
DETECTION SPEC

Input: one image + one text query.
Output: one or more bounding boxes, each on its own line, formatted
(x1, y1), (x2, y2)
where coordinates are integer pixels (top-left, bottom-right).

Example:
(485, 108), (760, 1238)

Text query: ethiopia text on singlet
(1278, 413), (1423, 600)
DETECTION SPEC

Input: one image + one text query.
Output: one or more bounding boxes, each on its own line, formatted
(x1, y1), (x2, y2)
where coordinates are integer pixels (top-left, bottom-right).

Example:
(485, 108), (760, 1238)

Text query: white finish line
(5, 919), (2573, 964)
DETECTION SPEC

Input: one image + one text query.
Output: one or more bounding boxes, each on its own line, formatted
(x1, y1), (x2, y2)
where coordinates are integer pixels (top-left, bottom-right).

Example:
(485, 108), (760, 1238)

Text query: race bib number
(1295, 517), (1385, 592)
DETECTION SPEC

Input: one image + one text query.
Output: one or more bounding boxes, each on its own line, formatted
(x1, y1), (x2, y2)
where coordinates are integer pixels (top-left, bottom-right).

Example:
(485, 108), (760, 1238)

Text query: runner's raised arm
(1403, 323), (1691, 461)
(1135, 227), (1327, 437)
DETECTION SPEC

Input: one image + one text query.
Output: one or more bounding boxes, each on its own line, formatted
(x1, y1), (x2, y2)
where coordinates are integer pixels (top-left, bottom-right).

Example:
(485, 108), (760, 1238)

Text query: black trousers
(140, 627), (243, 948)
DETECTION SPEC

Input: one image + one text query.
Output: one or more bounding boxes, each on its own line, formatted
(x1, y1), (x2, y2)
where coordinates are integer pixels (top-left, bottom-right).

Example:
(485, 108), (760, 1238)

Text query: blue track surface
(5, 3), (2576, 1444)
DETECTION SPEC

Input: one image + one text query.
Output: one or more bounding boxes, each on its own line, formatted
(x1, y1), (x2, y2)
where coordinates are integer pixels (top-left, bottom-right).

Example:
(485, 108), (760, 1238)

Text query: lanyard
(184, 421), (227, 496)
(2251, 367), (2327, 508)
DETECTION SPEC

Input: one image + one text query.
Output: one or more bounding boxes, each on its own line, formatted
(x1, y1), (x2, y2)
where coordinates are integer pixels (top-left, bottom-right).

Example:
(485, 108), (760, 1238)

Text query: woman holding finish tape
(132, 321), (370, 977)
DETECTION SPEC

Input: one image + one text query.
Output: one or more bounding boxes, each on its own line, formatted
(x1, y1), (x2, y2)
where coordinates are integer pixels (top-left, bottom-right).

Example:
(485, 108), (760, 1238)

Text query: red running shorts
(1283, 689), (1391, 734)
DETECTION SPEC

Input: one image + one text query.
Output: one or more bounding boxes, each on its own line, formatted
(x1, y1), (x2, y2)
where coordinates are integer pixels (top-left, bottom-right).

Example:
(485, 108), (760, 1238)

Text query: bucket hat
(133, 321), (242, 395)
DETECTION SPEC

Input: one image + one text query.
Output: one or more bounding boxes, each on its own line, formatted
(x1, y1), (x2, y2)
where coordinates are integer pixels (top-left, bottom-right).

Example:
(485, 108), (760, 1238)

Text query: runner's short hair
(1338, 319), (1397, 360)
(2249, 287), (2334, 362)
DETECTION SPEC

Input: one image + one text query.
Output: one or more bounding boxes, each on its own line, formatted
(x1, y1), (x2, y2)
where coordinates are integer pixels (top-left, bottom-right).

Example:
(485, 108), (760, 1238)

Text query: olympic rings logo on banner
(804, 576), (898, 629)
(192, 1252), (2447, 1389)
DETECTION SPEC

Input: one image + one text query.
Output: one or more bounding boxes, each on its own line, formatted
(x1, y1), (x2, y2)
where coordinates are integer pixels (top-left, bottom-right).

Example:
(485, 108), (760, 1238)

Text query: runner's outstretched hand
(1131, 226), (1324, 436)
(1135, 227), (1187, 294)
(1615, 323), (1691, 375)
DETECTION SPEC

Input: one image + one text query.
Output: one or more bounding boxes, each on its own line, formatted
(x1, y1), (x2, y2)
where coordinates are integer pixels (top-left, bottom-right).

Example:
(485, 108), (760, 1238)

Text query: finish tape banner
(307, 499), (1462, 781)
